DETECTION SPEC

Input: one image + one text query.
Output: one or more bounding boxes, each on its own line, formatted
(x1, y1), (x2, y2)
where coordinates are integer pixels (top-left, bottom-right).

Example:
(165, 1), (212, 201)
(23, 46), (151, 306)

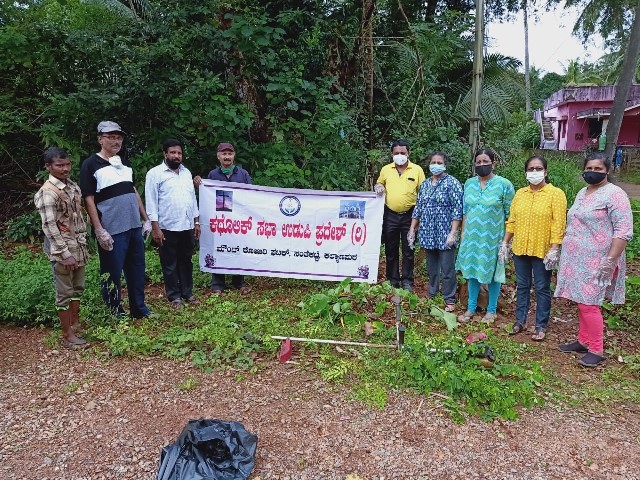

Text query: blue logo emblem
(279, 196), (301, 216)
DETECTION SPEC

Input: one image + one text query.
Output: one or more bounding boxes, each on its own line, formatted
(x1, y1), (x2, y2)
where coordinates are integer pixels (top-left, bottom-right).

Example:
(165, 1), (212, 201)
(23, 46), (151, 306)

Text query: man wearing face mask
(80, 121), (152, 318)
(145, 139), (201, 308)
(374, 140), (426, 291)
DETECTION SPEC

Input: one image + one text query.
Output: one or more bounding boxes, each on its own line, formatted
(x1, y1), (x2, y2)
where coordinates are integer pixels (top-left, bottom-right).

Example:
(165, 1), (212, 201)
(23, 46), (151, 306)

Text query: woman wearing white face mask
(408, 152), (463, 310)
(501, 155), (567, 341)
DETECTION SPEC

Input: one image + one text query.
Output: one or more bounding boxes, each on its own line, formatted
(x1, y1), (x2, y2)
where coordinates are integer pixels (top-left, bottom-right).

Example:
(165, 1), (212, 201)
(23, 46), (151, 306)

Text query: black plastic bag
(157, 419), (258, 480)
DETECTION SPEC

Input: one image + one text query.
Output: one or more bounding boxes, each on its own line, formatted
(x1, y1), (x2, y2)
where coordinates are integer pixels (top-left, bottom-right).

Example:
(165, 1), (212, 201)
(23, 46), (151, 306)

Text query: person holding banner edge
(194, 142), (252, 294)
(374, 140), (425, 292)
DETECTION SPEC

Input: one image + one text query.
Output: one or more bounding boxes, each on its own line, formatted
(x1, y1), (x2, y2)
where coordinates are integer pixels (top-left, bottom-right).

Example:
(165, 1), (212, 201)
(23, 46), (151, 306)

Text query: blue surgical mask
(429, 164), (446, 175)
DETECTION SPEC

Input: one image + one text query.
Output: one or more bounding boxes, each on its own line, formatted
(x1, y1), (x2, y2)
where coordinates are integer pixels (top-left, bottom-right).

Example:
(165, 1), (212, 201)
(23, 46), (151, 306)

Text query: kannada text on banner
(198, 181), (384, 283)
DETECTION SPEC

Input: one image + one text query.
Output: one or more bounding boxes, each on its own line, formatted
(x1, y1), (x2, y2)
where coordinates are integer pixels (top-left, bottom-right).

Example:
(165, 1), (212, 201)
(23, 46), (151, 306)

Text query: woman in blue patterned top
(408, 152), (463, 311)
(455, 148), (515, 323)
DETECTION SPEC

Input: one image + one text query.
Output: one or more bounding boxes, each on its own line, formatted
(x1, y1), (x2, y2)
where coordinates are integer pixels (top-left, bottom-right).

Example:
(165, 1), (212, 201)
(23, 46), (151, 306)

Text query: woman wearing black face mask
(456, 148), (515, 324)
(554, 151), (633, 368)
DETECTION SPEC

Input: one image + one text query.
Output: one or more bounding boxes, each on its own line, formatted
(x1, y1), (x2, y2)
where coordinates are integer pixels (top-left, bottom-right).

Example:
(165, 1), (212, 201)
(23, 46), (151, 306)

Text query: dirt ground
(1, 324), (640, 480)
(616, 180), (640, 200)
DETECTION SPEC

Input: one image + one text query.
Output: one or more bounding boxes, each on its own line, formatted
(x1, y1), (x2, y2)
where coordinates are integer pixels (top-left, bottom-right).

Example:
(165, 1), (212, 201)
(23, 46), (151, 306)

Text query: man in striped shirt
(80, 121), (152, 318)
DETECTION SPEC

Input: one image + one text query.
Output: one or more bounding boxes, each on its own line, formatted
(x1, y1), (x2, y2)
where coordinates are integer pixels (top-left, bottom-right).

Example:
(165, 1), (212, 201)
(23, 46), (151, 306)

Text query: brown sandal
(531, 329), (546, 341)
(509, 322), (525, 335)
(457, 311), (474, 324)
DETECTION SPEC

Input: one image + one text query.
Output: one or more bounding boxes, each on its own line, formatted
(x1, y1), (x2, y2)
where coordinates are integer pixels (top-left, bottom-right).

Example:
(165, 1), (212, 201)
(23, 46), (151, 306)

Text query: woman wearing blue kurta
(456, 149), (515, 323)
(408, 152), (463, 311)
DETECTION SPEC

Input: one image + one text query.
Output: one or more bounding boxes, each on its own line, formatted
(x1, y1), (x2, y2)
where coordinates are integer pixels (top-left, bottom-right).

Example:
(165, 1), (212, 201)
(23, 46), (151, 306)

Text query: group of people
(35, 126), (632, 367)
(35, 121), (250, 347)
(375, 143), (633, 368)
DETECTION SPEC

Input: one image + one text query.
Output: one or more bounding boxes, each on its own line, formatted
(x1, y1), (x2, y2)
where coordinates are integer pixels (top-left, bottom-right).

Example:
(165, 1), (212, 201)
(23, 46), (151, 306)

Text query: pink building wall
(542, 86), (640, 152)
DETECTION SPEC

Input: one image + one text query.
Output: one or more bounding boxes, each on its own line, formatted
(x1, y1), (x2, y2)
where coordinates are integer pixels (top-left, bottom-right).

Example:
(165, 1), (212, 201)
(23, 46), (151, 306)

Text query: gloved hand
(445, 231), (457, 248)
(142, 220), (152, 238)
(407, 228), (416, 250)
(95, 227), (114, 251)
(595, 256), (616, 288)
(498, 242), (511, 264)
(543, 248), (560, 270)
(374, 183), (385, 196)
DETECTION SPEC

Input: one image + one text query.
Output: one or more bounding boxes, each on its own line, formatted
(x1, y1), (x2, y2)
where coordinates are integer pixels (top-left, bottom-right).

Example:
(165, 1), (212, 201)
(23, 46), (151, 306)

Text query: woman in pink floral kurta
(555, 152), (633, 368)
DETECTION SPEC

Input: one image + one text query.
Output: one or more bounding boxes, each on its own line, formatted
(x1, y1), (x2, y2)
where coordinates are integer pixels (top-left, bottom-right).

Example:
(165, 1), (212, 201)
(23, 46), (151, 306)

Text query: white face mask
(526, 171), (545, 185)
(393, 154), (408, 166)
(108, 155), (124, 169)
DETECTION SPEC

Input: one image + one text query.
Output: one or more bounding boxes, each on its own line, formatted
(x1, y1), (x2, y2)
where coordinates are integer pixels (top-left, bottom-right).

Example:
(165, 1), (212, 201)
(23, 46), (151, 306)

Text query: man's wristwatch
(194, 222), (200, 226)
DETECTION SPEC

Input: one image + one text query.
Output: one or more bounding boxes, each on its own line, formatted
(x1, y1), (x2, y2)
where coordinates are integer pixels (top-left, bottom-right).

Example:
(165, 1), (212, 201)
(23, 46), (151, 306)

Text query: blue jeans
(425, 248), (457, 304)
(512, 254), (551, 330)
(97, 227), (150, 318)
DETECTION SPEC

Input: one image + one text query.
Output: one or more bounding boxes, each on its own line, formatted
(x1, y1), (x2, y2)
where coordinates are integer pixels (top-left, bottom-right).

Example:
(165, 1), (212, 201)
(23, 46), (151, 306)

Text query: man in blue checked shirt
(145, 139), (201, 308)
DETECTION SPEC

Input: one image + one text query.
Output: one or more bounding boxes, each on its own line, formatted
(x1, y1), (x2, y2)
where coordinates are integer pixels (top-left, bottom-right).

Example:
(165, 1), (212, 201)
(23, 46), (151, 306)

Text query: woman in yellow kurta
(500, 155), (567, 340)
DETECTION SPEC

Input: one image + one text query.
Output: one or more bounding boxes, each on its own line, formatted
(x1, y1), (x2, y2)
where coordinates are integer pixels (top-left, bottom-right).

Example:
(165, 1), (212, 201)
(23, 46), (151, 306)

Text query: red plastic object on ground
(278, 338), (292, 363)
(466, 331), (488, 345)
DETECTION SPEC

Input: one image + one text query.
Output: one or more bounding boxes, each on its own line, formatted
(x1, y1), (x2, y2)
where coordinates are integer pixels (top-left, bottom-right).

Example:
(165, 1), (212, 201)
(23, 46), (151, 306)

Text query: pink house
(539, 85), (640, 151)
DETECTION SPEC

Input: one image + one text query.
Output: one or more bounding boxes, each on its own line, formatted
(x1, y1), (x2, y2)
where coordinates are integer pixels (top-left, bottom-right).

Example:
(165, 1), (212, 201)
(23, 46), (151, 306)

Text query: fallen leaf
(364, 321), (374, 336)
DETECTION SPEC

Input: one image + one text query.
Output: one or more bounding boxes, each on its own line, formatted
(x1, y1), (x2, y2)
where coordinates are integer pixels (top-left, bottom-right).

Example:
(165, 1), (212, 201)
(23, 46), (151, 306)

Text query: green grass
(620, 170), (640, 185)
(3, 153), (639, 421)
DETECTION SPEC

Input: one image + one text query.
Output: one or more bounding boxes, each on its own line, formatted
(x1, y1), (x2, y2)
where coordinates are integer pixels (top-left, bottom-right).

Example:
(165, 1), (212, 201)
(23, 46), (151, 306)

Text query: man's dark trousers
(158, 229), (196, 301)
(383, 206), (414, 288)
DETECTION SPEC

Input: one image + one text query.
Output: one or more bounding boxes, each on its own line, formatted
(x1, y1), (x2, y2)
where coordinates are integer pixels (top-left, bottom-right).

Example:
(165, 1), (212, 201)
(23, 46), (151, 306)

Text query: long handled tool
(272, 336), (395, 363)
(274, 295), (410, 362)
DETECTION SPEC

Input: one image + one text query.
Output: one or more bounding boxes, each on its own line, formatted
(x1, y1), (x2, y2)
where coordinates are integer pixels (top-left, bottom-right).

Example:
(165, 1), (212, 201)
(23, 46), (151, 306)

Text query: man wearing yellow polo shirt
(374, 140), (425, 291)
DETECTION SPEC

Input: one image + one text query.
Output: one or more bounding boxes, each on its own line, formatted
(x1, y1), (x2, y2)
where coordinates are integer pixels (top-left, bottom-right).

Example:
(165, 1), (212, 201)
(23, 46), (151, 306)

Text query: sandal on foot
(531, 328), (546, 341)
(578, 352), (605, 368)
(509, 322), (525, 335)
(481, 313), (497, 324)
(61, 337), (89, 349)
(444, 304), (456, 313)
(170, 299), (182, 309)
(185, 296), (200, 305)
(558, 341), (588, 353)
(239, 286), (252, 295)
(457, 311), (474, 324)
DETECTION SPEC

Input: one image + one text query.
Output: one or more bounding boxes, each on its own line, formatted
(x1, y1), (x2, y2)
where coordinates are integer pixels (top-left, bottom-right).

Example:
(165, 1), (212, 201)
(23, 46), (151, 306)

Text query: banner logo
(279, 196), (301, 216)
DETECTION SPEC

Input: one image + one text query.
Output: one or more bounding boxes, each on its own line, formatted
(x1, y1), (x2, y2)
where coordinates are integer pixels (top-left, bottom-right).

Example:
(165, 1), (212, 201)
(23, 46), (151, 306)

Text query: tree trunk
(523, 0), (531, 113)
(604, 1), (640, 161)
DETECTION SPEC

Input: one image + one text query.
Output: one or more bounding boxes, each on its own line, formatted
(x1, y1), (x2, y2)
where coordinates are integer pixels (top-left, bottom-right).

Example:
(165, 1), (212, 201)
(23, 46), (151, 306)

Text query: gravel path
(1, 326), (639, 480)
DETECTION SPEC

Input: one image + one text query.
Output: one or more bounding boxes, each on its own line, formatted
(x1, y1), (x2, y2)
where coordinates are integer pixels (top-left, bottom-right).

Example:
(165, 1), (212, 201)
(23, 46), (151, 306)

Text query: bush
(484, 110), (541, 158)
(0, 248), (56, 323)
(5, 210), (42, 242)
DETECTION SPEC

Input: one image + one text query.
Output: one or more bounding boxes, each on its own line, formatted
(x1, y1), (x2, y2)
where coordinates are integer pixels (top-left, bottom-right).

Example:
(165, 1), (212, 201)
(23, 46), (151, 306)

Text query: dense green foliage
(0, 0), (550, 200)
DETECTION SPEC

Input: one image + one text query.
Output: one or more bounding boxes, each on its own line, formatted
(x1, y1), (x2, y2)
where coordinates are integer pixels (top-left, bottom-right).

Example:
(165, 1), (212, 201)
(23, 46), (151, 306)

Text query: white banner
(198, 180), (383, 283)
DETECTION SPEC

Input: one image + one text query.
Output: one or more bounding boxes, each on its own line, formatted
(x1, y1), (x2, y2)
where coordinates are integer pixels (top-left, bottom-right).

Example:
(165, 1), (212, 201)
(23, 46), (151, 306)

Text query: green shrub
(5, 210), (42, 242)
(0, 248), (56, 323)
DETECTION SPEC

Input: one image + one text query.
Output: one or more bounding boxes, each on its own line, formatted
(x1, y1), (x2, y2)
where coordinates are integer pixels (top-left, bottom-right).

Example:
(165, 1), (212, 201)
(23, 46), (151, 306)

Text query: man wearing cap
(194, 142), (252, 294)
(374, 140), (425, 292)
(80, 121), (153, 318)
(145, 139), (201, 308)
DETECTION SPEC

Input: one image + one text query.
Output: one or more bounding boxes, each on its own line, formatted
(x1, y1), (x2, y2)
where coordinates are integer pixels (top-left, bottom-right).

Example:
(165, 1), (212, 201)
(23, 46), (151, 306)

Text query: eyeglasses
(526, 167), (545, 172)
(101, 135), (123, 141)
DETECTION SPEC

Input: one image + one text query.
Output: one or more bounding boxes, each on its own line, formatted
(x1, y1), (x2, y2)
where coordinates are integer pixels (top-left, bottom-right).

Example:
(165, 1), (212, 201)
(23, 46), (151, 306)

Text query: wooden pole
(469, 0), (485, 171)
